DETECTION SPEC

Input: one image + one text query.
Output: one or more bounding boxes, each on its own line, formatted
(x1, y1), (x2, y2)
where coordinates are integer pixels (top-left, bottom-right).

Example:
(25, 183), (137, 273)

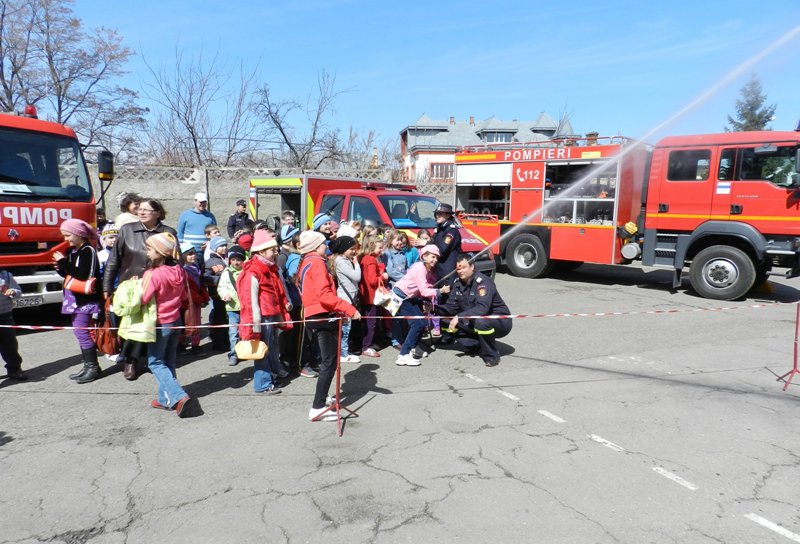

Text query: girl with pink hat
(53, 218), (103, 384)
(391, 244), (451, 367)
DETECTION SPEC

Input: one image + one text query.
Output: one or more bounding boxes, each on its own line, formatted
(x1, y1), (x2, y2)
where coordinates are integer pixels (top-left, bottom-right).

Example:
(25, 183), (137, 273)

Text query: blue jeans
(253, 315), (279, 392)
(147, 320), (187, 408)
(398, 298), (425, 356)
(340, 318), (351, 357)
(227, 311), (241, 358)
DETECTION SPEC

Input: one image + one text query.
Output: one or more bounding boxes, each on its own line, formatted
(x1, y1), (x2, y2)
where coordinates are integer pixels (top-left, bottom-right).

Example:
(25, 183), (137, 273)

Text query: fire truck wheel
(506, 233), (553, 278)
(689, 245), (756, 301)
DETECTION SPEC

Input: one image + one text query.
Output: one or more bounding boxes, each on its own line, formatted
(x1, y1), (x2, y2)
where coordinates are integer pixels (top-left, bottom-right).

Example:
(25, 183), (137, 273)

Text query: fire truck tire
(506, 233), (552, 278)
(689, 245), (756, 301)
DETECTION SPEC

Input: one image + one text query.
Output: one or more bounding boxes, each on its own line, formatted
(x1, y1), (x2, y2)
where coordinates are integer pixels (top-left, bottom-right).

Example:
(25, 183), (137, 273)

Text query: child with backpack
(142, 233), (192, 417)
(217, 244), (246, 366)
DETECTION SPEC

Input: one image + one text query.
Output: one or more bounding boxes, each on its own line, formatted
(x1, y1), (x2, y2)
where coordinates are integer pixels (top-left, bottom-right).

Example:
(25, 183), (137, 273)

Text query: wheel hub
(703, 258), (739, 287)
(515, 243), (537, 268)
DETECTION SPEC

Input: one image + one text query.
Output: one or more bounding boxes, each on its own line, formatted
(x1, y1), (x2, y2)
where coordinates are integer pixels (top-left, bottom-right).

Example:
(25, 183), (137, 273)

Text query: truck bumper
(13, 271), (64, 308)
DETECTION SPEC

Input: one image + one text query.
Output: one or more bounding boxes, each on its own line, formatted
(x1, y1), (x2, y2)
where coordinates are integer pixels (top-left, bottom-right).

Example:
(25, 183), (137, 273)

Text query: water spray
(438, 24), (800, 287)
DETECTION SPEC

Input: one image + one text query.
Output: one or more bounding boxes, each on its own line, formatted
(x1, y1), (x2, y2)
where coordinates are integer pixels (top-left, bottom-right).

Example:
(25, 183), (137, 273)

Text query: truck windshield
(378, 195), (439, 229)
(0, 127), (92, 202)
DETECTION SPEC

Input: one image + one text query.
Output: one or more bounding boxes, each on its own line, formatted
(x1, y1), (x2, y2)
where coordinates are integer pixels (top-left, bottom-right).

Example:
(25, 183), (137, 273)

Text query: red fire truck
(0, 106), (112, 308)
(248, 174), (496, 277)
(453, 130), (800, 300)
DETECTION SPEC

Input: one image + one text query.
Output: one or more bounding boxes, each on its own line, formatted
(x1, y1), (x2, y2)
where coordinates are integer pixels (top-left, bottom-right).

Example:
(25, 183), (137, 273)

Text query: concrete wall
(90, 166), (286, 235)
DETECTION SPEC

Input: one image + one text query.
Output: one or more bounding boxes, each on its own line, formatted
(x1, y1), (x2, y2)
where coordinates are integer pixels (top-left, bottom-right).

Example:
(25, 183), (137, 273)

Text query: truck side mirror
(97, 150), (114, 181)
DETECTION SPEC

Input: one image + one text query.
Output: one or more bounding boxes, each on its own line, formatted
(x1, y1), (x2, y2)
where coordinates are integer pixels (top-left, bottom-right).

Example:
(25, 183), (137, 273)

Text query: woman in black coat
(102, 198), (176, 380)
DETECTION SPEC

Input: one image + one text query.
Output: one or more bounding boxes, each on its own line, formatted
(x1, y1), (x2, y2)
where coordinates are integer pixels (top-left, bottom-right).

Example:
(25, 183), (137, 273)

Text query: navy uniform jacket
(438, 271), (510, 319)
(433, 219), (461, 279)
(227, 211), (254, 238)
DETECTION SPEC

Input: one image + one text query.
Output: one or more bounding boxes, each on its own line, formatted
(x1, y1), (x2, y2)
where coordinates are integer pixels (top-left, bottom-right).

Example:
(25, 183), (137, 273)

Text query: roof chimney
(469, 116), (475, 126)
(449, 116), (455, 125)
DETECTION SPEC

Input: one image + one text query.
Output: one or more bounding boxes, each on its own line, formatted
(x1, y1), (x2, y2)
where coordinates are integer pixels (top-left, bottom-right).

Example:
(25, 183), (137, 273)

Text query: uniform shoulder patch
(443, 234), (453, 245)
(477, 286), (487, 297)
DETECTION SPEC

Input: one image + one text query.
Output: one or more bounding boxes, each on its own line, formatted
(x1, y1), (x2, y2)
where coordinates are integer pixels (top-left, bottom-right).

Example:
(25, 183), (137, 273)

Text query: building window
(430, 163), (454, 181)
(481, 132), (513, 143)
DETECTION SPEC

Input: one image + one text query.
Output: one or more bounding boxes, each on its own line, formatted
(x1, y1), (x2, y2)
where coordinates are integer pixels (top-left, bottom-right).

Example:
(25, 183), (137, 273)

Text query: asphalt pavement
(1, 264), (799, 543)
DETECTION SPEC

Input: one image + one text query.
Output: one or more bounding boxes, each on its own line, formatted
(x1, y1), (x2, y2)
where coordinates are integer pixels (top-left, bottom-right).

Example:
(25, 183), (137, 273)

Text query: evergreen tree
(726, 75), (776, 132)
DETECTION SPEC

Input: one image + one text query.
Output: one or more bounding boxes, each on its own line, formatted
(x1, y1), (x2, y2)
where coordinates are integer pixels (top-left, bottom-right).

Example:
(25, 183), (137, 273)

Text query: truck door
(730, 144), (800, 236)
(653, 147), (719, 231)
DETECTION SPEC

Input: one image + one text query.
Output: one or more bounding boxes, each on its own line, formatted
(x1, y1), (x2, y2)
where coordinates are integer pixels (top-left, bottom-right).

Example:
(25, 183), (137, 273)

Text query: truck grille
(0, 241), (59, 255)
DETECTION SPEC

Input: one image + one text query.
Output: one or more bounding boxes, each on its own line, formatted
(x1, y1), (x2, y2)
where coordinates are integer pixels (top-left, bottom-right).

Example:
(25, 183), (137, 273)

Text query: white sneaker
(395, 353), (421, 366)
(309, 406), (337, 421)
(340, 354), (361, 364)
(105, 353), (119, 363)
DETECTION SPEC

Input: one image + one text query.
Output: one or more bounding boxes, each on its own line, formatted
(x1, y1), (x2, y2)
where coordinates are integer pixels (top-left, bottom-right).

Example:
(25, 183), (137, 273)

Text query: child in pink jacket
(392, 245), (451, 366)
(142, 233), (192, 417)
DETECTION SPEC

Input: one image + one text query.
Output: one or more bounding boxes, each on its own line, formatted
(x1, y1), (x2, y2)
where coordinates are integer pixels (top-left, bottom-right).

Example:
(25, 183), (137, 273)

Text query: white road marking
(538, 410), (566, 423)
(652, 467), (698, 491)
(464, 373), (484, 383)
(496, 389), (520, 402)
(745, 513), (800, 543)
(588, 434), (624, 452)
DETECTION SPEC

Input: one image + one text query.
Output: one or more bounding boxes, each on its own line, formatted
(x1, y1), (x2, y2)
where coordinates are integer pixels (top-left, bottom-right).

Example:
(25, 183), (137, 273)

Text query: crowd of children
(1, 198), (454, 421)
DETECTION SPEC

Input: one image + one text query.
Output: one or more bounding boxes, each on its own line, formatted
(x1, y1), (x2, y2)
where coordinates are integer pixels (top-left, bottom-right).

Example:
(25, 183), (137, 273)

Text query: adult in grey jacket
(102, 198), (176, 381)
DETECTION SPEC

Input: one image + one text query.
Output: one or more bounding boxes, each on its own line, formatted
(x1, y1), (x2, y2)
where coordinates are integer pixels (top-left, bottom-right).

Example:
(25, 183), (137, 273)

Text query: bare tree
(142, 45), (261, 167)
(254, 69), (354, 169)
(336, 126), (401, 176)
(0, 1), (39, 112)
(0, 0), (146, 154)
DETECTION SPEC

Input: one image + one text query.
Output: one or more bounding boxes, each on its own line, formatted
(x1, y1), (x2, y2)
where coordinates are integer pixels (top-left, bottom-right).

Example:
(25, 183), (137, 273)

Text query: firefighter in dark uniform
(433, 202), (462, 282)
(437, 255), (512, 366)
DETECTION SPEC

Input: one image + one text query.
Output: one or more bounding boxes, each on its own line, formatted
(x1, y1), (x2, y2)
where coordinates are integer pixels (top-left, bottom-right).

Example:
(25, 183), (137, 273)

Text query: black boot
(76, 348), (101, 384)
(69, 363), (89, 380)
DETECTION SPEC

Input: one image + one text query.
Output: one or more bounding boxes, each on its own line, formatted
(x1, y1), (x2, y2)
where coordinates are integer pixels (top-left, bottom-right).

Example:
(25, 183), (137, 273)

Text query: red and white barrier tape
(0, 301), (784, 331)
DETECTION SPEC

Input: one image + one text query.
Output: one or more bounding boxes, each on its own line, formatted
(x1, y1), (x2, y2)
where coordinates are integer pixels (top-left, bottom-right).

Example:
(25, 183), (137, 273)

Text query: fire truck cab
(0, 108), (106, 308)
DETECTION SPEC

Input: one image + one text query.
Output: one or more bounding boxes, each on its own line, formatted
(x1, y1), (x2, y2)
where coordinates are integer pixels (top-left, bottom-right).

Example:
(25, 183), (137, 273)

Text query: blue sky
(74, 0), (800, 145)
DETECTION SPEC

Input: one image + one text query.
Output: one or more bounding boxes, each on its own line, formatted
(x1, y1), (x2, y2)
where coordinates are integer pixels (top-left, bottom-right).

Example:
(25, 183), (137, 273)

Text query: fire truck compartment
(548, 225), (616, 263)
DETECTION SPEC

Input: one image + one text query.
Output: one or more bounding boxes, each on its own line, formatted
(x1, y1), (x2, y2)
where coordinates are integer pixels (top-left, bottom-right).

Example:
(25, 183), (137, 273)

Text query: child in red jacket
(297, 231), (360, 421)
(358, 235), (388, 357)
(237, 230), (291, 394)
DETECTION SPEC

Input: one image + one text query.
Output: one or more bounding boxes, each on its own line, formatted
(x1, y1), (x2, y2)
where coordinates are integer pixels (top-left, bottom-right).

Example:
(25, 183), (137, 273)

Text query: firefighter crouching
(436, 255), (512, 367)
